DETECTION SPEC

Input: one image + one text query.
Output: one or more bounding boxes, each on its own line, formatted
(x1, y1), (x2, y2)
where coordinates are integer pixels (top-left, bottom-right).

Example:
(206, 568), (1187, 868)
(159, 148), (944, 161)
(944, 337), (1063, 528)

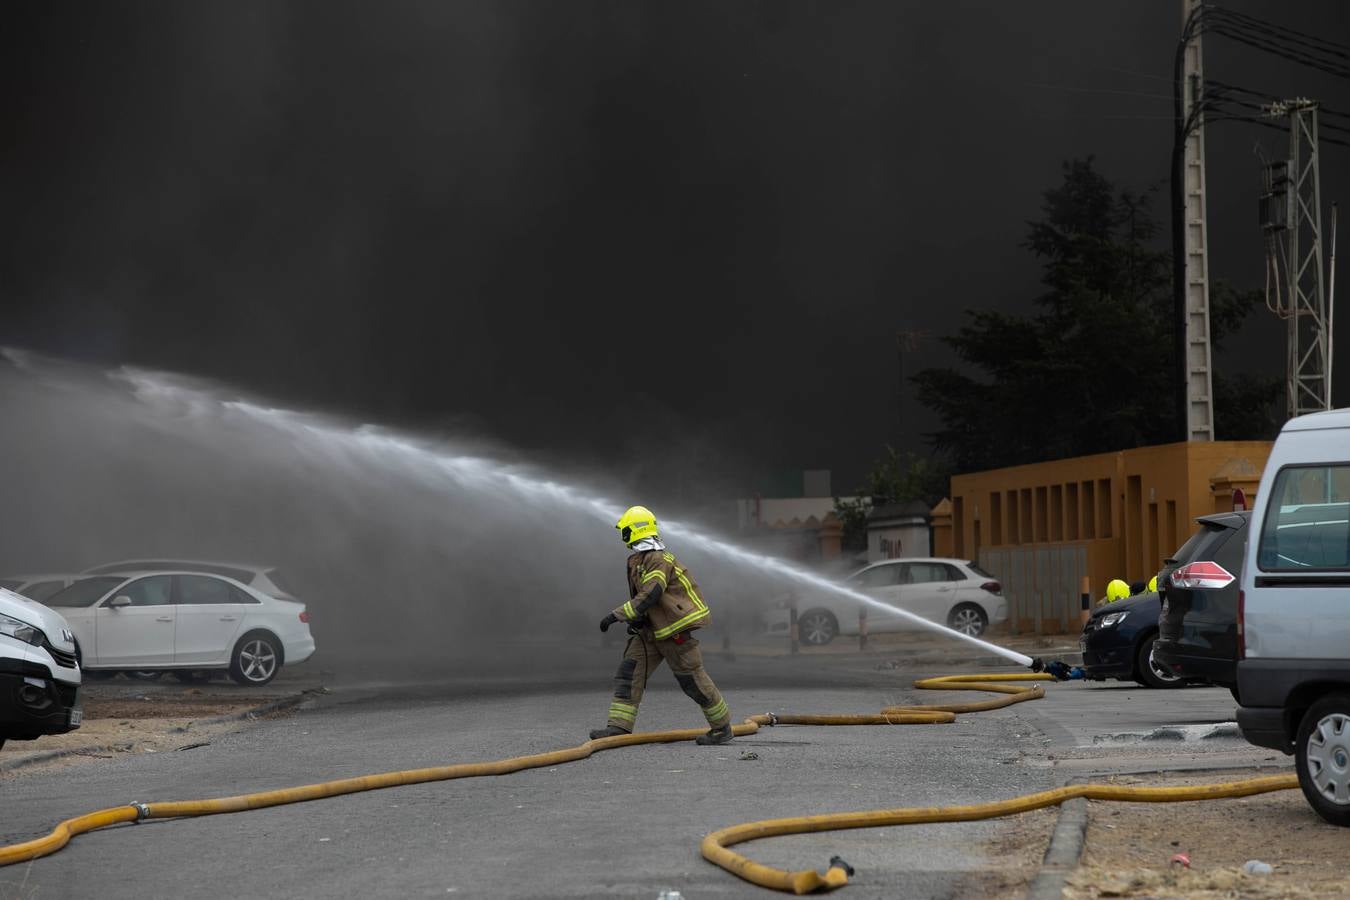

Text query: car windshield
(1165, 527), (1212, 565)
(44, 576), (123, 607)
(22, 581), (69, 603)
(966, 561), (996, 579)
(264, 568), (296, 595)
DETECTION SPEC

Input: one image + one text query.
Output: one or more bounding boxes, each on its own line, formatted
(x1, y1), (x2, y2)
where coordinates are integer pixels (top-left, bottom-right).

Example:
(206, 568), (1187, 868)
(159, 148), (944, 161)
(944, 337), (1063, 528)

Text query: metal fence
(978, 544), (1087, 634)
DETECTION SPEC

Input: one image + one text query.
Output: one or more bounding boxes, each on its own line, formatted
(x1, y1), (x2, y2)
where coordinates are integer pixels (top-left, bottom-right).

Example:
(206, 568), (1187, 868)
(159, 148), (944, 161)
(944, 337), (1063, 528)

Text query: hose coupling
(131, 802), (151, 821)
(828, 855), (855, 876)
(766, 713), (778, 727)
(1029, 656), (1046, 673)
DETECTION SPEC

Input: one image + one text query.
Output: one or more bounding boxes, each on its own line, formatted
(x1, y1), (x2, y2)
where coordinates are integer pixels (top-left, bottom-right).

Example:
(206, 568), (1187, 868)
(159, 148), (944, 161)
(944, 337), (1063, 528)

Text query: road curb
(1024, 796), (1088, 900)
(167, 688), (321, 733)
(0, 690), (318, 774)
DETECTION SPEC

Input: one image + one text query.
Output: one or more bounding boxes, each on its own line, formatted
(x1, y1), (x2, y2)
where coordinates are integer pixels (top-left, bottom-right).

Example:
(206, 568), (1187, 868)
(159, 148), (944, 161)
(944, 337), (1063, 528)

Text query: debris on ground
(1064, 770), (1350, 899)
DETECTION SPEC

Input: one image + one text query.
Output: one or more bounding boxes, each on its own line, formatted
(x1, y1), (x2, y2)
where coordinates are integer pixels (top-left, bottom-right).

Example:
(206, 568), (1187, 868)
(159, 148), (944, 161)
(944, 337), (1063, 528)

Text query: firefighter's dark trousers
(606, 629), (730, 731)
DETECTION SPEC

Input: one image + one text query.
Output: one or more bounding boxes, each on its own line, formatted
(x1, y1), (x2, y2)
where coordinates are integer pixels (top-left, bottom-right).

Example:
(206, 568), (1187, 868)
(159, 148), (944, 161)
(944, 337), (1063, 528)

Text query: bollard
(858, 607), (868, 651)
(788, 601), (799, 654)
(1080, 575), (1091, 626)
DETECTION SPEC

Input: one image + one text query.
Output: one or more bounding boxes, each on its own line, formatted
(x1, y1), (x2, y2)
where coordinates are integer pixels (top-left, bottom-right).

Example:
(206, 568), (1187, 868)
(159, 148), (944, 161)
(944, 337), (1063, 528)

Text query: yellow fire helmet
(1147, 574), (1158, 593)
(616, 505), (659, 545)
(1105, 579), (1131, 603)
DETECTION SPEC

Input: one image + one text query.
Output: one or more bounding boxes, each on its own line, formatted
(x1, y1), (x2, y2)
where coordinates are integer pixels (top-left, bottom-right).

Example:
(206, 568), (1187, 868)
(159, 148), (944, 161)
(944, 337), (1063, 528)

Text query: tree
(912, 158), (1277, 471)
(834, 447), (951, 553)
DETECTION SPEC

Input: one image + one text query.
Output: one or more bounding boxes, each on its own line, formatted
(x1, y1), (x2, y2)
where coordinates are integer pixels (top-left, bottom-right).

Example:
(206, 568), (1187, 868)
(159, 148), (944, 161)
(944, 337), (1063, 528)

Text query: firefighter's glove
(599, 613), (620, 633)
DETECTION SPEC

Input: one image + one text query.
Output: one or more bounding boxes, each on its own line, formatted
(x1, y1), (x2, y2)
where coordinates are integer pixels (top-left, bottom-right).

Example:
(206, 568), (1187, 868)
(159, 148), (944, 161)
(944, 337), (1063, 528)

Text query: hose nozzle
(1034, 659), (1086, 681)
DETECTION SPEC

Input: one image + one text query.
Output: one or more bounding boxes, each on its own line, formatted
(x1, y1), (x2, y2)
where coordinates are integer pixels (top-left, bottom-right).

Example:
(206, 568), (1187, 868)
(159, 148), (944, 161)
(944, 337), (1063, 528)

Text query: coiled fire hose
(0, 672), (1299, 894)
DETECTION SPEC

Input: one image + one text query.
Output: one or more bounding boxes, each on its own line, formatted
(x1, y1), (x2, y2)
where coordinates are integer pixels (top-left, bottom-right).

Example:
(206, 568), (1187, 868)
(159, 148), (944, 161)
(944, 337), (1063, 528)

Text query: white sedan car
(43, 571), (315, 685)
(766, 557), (1008, 645)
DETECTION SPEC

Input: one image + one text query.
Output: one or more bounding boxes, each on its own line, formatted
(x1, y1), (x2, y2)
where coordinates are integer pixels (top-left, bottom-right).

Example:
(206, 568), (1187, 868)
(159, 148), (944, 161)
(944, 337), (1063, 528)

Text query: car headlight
(0, 612), (45, 647)
(1100, 611), (1130, 628)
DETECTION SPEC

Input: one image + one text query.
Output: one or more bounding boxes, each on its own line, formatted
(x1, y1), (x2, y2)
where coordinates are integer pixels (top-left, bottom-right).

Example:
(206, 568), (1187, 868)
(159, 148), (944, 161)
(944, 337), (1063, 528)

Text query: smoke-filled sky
(3, 1), (1348, 498)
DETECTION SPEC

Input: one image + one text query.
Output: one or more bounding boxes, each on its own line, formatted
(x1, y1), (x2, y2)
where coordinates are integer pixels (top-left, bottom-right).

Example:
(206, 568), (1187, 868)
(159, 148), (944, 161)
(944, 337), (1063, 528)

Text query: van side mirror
(109, 595), (132, 609)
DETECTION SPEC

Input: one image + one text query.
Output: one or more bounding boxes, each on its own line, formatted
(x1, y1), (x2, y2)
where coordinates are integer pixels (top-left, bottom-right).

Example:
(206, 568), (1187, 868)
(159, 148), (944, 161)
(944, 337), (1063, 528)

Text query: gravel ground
(1064, 770), (1350, 899)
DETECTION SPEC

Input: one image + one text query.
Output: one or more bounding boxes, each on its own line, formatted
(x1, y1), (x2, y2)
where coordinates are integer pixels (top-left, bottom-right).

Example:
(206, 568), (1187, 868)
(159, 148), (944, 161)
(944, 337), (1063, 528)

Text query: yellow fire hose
(0, 672), (1299, 894)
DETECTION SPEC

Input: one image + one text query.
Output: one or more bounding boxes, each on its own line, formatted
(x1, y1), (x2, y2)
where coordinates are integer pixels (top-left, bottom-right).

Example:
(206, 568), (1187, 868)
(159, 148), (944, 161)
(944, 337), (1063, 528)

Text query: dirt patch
(961, 807), (1060, 899)
(1, 684), (302, 777)
(1064, 771), (1350, 899)
(85, 690), (266, 721)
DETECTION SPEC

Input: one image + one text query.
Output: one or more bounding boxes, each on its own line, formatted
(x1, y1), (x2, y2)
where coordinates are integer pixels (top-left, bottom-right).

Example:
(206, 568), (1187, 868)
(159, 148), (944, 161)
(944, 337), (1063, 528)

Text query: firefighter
(590, 505), (734, 745)
(1147, 575), (1159, 593)
(1104, 578), (1131, 604)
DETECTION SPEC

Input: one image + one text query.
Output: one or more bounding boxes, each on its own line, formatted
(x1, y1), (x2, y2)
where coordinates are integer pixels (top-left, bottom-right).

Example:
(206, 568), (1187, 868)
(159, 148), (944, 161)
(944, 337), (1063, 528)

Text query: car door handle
(219, 616), (237, 622)
(155, 616), (173, 623)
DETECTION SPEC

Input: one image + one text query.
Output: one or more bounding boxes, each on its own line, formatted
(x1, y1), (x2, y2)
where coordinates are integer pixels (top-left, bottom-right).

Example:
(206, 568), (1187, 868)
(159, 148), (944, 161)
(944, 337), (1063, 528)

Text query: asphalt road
(0, 639), (1282, 899)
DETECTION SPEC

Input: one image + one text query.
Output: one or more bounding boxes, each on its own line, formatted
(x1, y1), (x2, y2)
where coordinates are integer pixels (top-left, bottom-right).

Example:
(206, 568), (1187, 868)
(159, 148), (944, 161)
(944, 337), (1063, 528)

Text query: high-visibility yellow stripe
(608, 703), (637, 722)
(675, 570), (706, 612)
(622, 602), (636, 620)
(653, 607), (710, 640)
(642, 569), (667, 586)
(703, 699), (728, 722)
(663, 553), (675, 563)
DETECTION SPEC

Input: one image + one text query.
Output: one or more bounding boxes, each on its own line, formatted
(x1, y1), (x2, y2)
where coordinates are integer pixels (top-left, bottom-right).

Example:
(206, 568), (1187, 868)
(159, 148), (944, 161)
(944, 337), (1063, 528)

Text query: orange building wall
(947, 440), (1271, 633)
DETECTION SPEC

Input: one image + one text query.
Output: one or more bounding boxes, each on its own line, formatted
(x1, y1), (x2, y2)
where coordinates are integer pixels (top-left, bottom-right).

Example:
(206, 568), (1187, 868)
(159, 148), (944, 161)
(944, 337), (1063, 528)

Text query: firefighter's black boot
(695, 723), (734, 745)
(589, 725), (631, 740)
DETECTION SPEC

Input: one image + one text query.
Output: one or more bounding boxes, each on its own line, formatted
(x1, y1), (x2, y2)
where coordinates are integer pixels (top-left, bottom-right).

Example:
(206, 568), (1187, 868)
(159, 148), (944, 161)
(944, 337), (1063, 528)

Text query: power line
(1203, 6), (1350, 62)
(1205, 80), (1350, 118)
(1203, 23), (1350, 81)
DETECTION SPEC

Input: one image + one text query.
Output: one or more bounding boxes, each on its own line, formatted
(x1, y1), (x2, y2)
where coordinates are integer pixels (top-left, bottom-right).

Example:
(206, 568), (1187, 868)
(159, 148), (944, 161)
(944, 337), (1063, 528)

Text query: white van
(0, 586), (83, 751)
(1237, 408), (1350, 826)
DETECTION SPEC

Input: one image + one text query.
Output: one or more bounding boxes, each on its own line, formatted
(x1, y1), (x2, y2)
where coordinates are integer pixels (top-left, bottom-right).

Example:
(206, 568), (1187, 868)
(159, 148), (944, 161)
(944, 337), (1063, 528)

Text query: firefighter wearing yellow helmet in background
(1103, 579), (1131, 604)
(591, 505), (734, 745)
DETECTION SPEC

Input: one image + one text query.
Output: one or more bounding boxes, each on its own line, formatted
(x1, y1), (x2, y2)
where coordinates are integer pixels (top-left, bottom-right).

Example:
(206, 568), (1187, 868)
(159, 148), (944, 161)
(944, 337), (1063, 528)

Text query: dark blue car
(1079, 590), (1184, 689)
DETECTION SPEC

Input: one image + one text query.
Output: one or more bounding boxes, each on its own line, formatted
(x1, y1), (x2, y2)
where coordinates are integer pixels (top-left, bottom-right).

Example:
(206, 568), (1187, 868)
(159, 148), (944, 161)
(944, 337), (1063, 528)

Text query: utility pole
(1261, 99), (1331, 416)
(1172, 0), (1214, 442)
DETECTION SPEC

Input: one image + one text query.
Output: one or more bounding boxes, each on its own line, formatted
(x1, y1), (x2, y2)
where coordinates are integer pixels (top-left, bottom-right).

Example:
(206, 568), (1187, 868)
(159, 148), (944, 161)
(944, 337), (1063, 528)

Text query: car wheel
(798, 610), (838, 646)
(1295, 694), (1350, 827)
(229, 632), (282, 686)
(948, 603), (988, 637)
(1134, 633), (1184, 689)
(126, 671), (164, 681)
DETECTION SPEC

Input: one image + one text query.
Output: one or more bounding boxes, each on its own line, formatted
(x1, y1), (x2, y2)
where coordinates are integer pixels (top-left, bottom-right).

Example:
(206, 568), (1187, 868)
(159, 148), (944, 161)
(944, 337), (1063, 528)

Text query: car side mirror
(109, 595), (132, 609)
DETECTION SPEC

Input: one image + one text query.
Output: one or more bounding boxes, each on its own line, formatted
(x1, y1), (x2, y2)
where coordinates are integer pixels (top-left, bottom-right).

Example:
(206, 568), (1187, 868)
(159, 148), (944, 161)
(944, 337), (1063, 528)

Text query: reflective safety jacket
(611, 549), (711, 640)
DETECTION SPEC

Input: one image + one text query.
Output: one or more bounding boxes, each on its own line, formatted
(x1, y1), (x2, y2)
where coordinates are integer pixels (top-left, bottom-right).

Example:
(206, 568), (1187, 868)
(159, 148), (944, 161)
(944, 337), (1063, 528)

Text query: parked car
(0, 586), (82, 751)
(82, 560), (299, 602)
(1235, 408), (1350, 826)
(44, 570), (315, 686)
(1079, 589), (1182, 689)
(764, 558), (1006, 645)
(1153, 510), (1249, 698)
(0, 574), (88, 604)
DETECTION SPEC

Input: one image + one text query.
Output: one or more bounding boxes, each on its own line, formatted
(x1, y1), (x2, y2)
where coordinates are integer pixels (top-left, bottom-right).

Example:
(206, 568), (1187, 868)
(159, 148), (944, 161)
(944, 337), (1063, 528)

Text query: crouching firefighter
(591, 505), (733, 746)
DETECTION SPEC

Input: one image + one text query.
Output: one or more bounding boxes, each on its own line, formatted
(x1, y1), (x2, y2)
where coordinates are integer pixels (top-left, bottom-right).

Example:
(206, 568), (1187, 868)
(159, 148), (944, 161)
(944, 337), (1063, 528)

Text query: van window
(1257, 465), (1350, 571)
